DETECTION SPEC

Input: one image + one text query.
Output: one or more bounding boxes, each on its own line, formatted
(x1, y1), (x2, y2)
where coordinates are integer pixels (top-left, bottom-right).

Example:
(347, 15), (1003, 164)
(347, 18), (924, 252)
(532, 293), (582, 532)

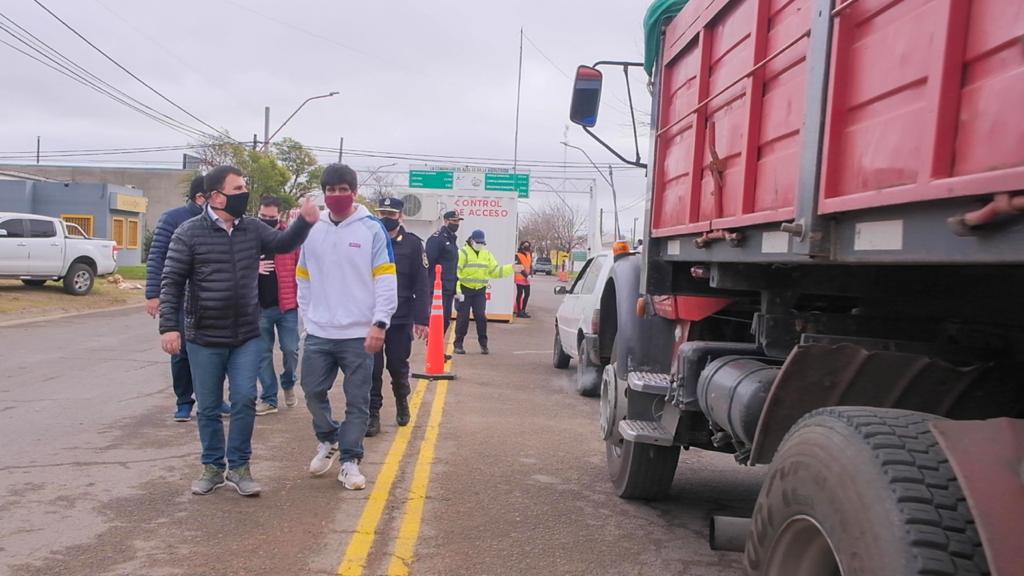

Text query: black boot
(395, 396), (410, 427)
(365, 413), (381, 437)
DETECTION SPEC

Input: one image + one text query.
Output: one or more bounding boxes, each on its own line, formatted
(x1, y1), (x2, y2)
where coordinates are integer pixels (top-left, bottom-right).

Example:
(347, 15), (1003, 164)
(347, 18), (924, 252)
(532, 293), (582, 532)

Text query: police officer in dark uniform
(424, 210), (464, 334)
(367, 197), (430, 436)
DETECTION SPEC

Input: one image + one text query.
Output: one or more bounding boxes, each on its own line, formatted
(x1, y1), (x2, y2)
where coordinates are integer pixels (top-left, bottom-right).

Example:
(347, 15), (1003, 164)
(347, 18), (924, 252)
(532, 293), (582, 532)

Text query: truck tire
(552, 327), (571, 369)
(608, 438), (680, 500)
(21, 279), (47, 287)
(602, 352), (679, 499)
(576, 339), (601, 397)
(745, 407), (988, 576)
(63, 263), (94, 296)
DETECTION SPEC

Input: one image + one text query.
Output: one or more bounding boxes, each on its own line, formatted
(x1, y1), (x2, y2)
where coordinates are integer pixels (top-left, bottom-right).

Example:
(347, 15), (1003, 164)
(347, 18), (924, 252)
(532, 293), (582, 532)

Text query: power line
(31, 0), (230, 140)
(0, 13), (211, 139)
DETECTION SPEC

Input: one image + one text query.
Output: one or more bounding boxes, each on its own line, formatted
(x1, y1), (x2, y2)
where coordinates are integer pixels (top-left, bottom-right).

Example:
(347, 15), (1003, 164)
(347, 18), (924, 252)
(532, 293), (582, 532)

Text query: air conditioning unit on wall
(399, 191), (440, 221)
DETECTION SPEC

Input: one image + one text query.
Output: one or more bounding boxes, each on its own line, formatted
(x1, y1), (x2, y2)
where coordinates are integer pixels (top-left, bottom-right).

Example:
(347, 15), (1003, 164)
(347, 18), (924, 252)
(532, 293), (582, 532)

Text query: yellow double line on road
(337, 351), (451, 575)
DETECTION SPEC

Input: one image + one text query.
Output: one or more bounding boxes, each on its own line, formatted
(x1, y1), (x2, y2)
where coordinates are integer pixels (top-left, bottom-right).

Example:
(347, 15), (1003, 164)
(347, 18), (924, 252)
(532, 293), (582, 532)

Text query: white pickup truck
(0, 212), (118, 295)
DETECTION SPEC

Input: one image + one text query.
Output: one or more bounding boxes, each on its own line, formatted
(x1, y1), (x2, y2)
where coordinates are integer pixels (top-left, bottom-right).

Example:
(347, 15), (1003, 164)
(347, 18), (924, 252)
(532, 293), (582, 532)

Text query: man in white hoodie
(297, 164), (398, 490)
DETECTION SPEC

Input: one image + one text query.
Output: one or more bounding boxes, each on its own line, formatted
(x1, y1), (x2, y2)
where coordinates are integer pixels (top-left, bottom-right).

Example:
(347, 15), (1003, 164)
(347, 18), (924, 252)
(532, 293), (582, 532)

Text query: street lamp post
(561, 141), (621, 240)
(262, 91), (339, 151)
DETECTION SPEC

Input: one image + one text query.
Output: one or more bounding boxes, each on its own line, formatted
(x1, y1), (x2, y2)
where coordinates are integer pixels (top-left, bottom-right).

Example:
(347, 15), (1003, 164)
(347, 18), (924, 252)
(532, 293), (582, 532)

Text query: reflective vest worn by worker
(456, 244), (513, 292)
(514, 251), (532, 286)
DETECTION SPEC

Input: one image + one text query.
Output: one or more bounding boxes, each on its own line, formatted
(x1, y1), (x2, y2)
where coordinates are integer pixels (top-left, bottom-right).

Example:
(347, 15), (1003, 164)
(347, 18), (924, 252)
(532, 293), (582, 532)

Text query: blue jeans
(186, 337), (262, 470)
(258, 306), (299, 406)
(300, 334), (372, 463)
(171, 306), (194, 408)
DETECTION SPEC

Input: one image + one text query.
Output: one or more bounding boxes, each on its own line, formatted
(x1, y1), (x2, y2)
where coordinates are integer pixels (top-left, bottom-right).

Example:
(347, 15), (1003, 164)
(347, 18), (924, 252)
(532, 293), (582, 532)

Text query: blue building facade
(0, 179), (148, 265)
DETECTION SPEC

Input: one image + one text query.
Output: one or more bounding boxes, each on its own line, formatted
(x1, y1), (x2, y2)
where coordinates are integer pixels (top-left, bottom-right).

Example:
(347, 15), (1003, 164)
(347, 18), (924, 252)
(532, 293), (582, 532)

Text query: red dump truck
(567, 0), (1023, 574)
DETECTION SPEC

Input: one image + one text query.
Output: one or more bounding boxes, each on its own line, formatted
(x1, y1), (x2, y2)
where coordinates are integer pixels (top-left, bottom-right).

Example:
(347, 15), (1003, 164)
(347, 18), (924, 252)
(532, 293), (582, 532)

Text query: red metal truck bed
(651, 0), (1024, 238)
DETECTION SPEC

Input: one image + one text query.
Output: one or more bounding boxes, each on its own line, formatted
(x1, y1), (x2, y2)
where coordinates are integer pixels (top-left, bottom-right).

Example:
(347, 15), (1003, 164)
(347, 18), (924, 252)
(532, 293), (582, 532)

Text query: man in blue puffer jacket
(145, 175), (216, 422)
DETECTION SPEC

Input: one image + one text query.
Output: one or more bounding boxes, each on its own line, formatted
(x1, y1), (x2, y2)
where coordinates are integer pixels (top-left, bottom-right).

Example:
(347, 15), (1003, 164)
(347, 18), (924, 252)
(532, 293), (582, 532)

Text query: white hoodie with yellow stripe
(296, 205), (397, 339)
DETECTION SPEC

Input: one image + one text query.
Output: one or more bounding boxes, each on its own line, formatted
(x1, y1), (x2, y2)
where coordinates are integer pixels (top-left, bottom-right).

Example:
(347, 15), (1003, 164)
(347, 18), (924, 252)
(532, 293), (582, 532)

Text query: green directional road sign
(484, 173), (529, 198)
(409, 170), (454, 189)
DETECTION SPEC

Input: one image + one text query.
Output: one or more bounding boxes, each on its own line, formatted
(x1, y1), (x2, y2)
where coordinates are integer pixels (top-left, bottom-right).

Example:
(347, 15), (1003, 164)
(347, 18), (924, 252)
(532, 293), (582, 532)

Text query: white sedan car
(552, 251), (612, 396)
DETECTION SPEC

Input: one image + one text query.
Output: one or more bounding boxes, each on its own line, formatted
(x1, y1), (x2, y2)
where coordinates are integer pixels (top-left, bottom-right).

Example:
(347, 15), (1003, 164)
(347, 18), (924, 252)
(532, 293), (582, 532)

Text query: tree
(361, 173), (398, 202)
(518, 201), (588, 261)
(273, 137), (319, 196)
(189, 135), (307, 212)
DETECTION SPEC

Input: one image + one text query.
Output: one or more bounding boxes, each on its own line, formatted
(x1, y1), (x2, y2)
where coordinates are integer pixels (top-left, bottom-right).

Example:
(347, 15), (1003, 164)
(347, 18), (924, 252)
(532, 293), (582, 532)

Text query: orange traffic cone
(412, 265), (456, 381)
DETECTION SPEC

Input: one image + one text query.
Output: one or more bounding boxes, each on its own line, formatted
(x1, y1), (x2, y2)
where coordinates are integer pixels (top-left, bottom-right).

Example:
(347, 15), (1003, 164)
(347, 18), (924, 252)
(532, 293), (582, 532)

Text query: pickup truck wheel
(576, 339), (601, 397)
(21, 279), (47, 287)
(602, 360), (679, 500)
(552, 327), (571, 369)
(63, 263), (94, 296)
(745, 407), (988, 576)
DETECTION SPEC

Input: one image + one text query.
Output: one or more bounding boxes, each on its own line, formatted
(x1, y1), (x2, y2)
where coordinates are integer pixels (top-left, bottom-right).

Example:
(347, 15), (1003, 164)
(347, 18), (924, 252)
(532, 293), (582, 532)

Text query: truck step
(619, 419), (674, 446)
(627, 371), (673, 395)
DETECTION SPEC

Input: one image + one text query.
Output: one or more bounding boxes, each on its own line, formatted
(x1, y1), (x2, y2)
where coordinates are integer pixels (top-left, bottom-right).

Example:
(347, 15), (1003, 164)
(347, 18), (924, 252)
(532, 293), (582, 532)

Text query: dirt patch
(0, 279), (145, 322)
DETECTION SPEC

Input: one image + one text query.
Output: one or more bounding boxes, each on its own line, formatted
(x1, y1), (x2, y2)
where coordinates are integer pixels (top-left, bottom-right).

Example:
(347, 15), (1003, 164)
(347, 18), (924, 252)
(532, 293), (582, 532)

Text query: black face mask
(446, 223), (460, 233)
(219, 192), (250, 219)
(381, 217), (401, 232)
(259, 217), (279, 229)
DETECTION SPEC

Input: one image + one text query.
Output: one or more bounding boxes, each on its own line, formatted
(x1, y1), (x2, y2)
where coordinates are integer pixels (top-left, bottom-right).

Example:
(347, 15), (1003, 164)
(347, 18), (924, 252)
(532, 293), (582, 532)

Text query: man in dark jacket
(159, 165), (319, 497)
(367, 197), (430, 437)
(424, 210), (463, 334)
(145, 175), (212, 422)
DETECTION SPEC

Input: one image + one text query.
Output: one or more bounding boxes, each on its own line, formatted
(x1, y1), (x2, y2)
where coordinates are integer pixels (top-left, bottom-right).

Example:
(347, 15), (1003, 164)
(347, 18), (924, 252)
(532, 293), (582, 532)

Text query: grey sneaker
(283, 388), (298, 408)
(255, 400), (278, 416)
(191, 464), (225, 496)
(225, 465), (262, 497)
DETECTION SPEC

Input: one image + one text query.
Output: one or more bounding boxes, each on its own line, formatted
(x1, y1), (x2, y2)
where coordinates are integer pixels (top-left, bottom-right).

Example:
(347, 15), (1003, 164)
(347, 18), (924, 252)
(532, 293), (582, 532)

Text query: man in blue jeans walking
(160, 165), (319, 497)
(254, 197), (301, 414)
(298, 164), (397, 490)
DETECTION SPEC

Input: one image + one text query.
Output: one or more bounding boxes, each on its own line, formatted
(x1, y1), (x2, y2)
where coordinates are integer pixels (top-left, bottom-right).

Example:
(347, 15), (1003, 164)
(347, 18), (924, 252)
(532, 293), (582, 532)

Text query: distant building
(0, 179), (148, 265)
(0, 164), (195, 231)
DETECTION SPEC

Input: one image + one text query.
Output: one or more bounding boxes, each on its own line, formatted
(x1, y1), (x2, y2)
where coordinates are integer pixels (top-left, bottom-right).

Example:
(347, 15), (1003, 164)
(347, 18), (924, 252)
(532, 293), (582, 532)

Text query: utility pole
(609, 164), (620, 240)
(513, 28), (524, 174)
(338, 137), (344, 162)
(600, 208), (604, 243)
(35, 136), (40, 165)
(252, 134), (258, 151)
(263, 106), (270, 150)
(632, 217), (638, 245)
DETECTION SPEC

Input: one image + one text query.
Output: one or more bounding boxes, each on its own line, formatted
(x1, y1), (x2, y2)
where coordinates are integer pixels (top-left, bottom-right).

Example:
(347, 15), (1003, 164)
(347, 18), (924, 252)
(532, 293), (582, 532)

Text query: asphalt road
(0, 274), (763, 576)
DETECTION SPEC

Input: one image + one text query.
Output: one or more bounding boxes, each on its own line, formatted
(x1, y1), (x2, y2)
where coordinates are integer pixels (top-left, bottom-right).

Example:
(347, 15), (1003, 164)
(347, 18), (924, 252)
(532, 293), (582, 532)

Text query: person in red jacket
(255, 197), (301, 414)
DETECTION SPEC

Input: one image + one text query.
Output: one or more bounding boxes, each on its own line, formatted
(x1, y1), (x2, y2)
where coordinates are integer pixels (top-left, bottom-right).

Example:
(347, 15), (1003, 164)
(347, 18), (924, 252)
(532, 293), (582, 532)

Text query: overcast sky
(0, 0), (655, 236)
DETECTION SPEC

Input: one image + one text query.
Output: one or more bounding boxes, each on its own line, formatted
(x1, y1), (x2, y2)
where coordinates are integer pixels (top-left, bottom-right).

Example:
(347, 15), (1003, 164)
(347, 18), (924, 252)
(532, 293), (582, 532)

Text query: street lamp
(262, 91), (339, 151)
(359, 162), (398, 188)
(561, 141), (620, 240)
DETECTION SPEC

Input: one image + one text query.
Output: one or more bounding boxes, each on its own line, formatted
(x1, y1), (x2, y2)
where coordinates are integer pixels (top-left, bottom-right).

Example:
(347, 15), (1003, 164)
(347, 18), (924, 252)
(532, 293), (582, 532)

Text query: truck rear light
(112, 245), (120, 260)
(591, 309), (601, 334)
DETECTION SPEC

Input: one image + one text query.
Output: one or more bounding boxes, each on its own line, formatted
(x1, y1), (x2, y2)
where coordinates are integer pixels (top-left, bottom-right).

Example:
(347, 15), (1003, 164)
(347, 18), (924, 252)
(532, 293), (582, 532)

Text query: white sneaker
(339, 460), (366, 490)
(309, 441), (339, 476)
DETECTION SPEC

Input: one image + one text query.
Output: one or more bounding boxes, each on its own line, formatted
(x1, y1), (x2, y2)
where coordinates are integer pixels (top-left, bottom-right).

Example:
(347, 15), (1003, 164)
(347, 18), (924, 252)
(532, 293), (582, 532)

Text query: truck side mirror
(554, 286), (567, 295)
(569, 65), (603, 128)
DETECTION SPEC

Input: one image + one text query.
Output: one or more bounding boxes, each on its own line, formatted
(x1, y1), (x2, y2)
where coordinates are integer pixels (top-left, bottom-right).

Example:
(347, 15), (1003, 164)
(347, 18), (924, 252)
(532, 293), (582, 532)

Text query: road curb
(0, 302), (146, 328)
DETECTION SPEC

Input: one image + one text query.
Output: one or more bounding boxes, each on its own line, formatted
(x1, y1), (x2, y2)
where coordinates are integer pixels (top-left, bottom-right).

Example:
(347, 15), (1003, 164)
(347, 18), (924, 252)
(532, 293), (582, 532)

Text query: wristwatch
(373, 321), (388, 330)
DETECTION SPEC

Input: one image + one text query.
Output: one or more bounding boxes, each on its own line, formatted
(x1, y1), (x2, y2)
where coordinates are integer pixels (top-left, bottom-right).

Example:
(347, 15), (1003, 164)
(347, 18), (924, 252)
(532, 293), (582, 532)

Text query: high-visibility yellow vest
(456, 245), (513, 292)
